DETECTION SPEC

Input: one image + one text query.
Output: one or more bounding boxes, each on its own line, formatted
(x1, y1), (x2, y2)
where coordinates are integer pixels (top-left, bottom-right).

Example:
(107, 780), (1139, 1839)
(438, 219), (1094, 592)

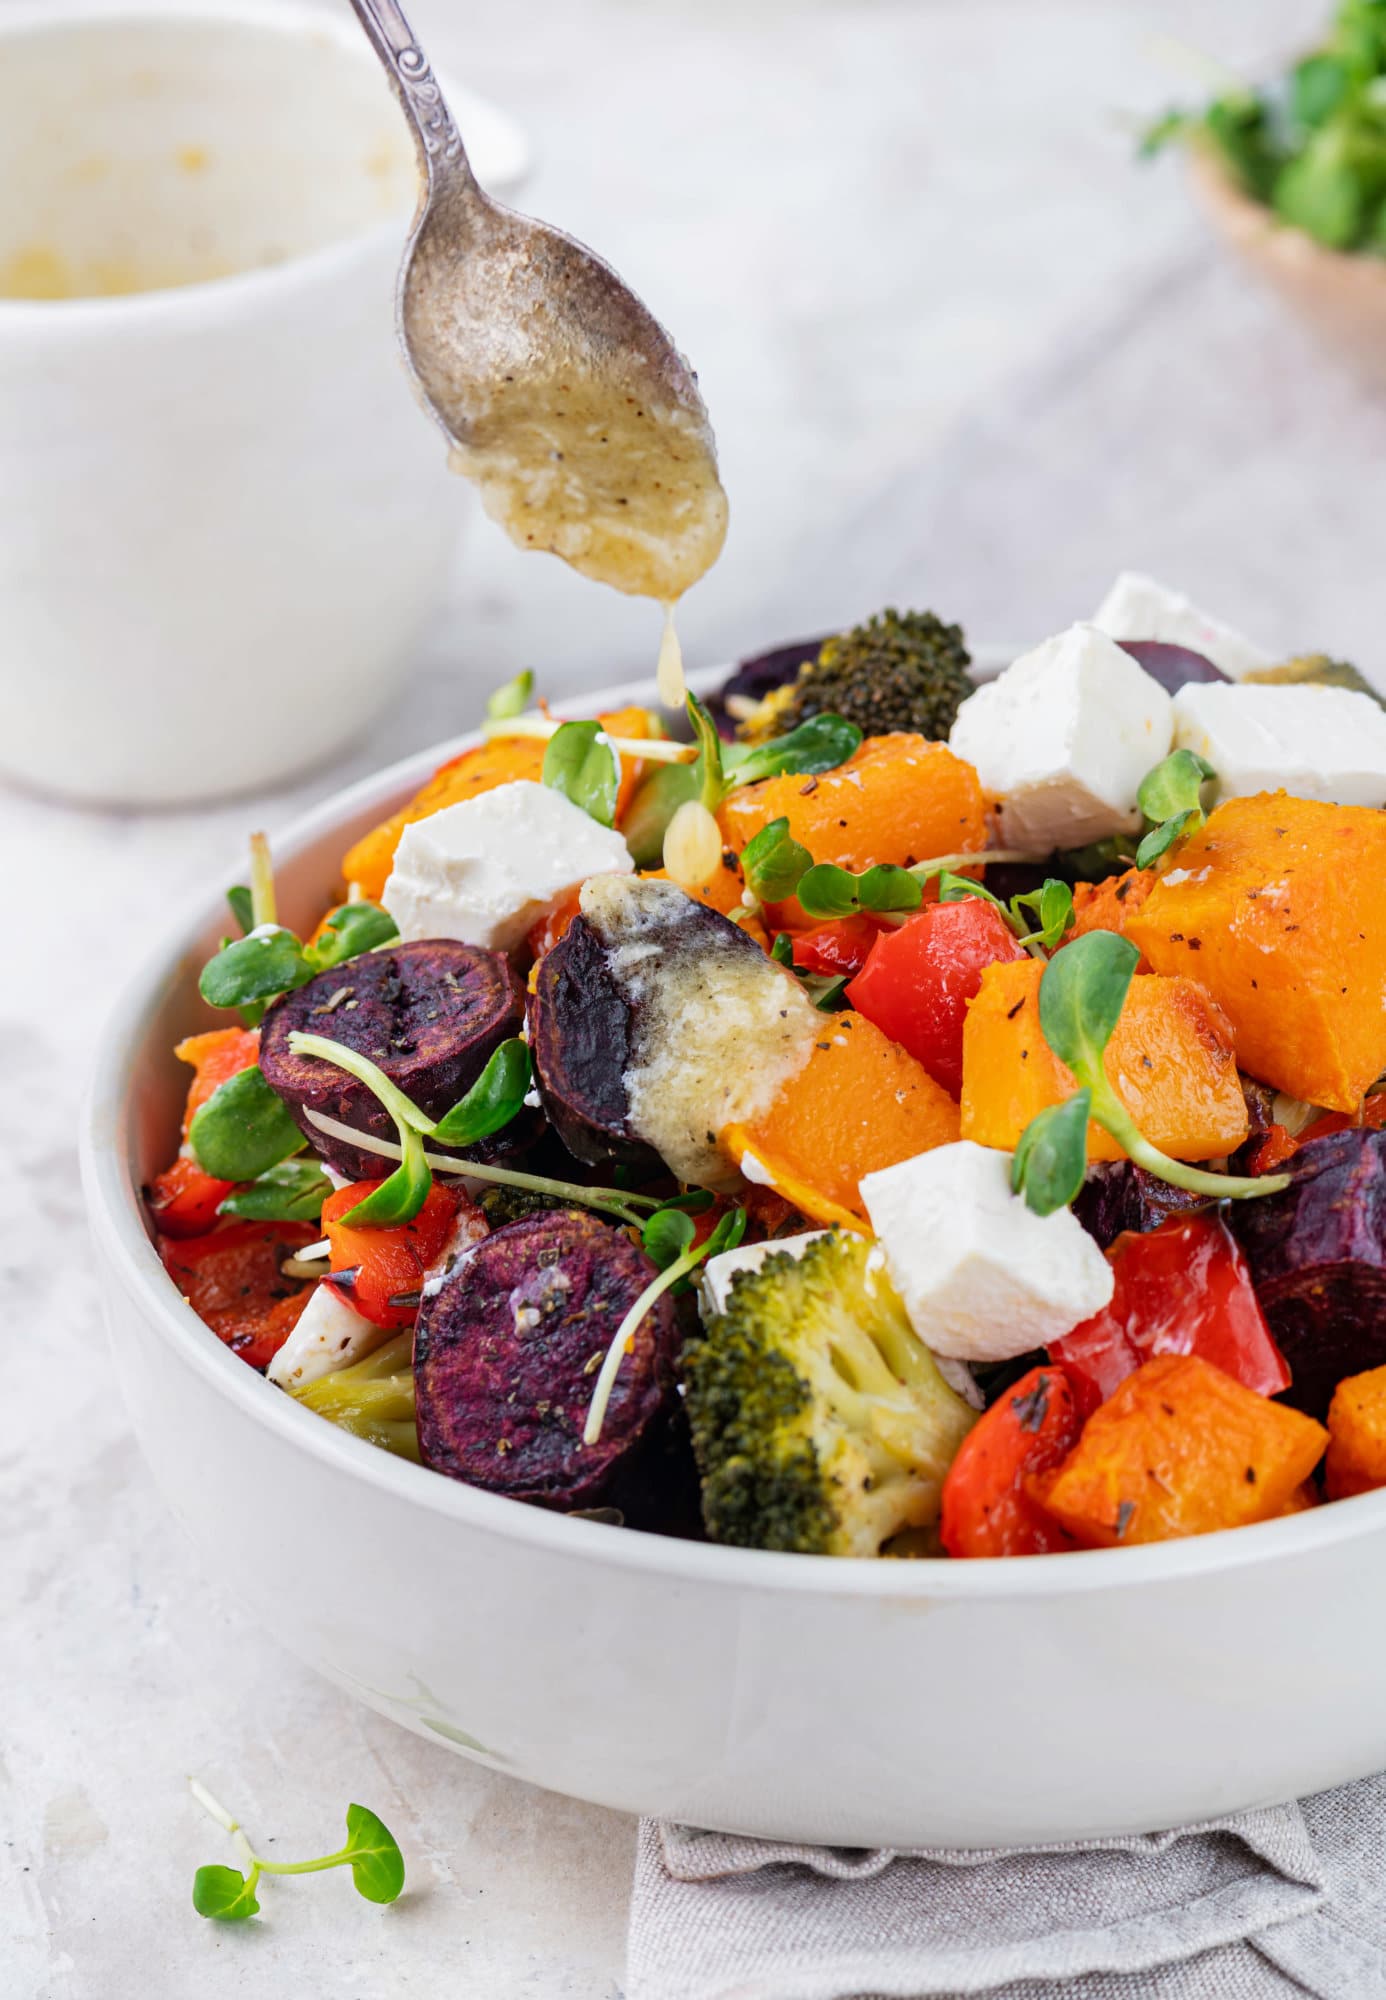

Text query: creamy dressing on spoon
(441, 362), (725, 709)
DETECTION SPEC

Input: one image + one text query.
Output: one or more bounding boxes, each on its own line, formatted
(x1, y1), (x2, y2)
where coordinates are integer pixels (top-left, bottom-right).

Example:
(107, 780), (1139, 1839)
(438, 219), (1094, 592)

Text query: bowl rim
(80, 659), (1386, 1603)
(0, 0), (530, 323)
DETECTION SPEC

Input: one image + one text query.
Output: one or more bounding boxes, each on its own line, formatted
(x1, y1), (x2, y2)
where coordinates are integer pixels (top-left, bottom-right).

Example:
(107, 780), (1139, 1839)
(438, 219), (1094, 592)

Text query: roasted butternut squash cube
(1325, 1364), (1386, 1501)
(1125, 794), (1386, 1112)
(723, 1011), (959, 1228)
(718, 734), (987, 876)
(959, 958), (1247, 1163)
(1037, 1355), (1327, 1546)
(342, 707), (655, 901)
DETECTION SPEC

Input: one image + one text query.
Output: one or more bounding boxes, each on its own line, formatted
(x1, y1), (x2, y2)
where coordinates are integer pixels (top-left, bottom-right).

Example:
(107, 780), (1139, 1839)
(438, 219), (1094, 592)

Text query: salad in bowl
(146, 572), (1386, 1565)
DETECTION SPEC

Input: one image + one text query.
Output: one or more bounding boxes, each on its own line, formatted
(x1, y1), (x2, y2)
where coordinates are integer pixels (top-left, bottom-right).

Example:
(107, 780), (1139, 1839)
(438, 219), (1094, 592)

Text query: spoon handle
(345, 0), (474, 188)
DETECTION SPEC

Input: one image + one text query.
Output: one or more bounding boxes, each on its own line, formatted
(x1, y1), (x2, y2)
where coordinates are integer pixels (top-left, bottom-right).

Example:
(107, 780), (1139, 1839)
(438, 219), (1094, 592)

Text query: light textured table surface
(5, 0), (1381, 1994)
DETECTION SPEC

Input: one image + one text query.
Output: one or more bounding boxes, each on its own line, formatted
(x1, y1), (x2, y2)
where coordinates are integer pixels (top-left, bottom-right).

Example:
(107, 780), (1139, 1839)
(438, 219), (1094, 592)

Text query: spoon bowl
(349, 0), (727, 606)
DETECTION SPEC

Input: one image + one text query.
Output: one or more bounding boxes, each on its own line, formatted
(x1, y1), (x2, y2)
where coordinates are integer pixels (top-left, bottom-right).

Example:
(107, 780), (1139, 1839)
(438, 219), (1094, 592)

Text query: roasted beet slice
(260, 940), (527, 1180)
(1116, 640), (1229, 693)
(1074, 1163), (1212, 1251)
(414, 1209), (679, 1509)
(530, 915), (657, 1170)
(1228, 1129), (1386, 1419)
(708, 634), (829, 732)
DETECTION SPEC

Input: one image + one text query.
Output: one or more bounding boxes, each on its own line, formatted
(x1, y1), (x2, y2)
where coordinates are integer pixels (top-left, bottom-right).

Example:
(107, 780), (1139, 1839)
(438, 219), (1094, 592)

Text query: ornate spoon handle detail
(346, 0), (471, 184)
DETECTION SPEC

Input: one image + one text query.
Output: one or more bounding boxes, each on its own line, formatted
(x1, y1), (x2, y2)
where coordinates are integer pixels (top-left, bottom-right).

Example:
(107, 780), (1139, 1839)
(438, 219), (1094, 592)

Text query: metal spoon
(347, 0), (727, 621)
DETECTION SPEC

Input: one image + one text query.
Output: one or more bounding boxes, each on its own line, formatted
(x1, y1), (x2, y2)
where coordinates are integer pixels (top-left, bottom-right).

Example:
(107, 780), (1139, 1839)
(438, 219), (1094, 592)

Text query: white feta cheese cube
(382, 779), (633, 952)
(1091, 570), (1271, 679)
(948, 623), (1173, 851)
(1172, 682), (1386, 809)
(267, 1282), (388, 1390)
(859, 1141), (1114, 1363)
(700, 1230), (828, 1319)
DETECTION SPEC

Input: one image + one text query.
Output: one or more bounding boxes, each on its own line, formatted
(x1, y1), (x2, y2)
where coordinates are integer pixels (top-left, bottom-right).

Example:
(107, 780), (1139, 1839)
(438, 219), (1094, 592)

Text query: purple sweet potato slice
(1116, 640), (1229, 693)
(1074, 1162), (1212, 1251)
(414, 1209), (679, 1509)
(529, 914), (657, 1171)
(1228, 1129), (1386, 1419)
(260, 940), (528, 1179)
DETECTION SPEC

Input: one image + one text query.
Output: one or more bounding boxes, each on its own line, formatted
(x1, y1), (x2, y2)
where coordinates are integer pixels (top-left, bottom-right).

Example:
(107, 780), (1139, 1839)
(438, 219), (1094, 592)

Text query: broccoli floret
(683, 1232), (977, 1556)
(1242, 654), (1385, 708)
(736, 608), (972, 745)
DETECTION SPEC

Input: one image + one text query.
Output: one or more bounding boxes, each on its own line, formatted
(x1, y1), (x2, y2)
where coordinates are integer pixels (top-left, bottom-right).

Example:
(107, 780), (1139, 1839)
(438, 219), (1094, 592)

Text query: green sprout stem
(1084, 1078), (1291, 1201)
(481, 716), (692, 764)
(584, 1208), (747, 1445)
(300, 1106), (659, 1227)
(249, 832), (277, 930)
(289, 1032), (435, 1136)
(584, 1244), (708, 1447)
(188, 1779), (404, 1918)
(909, 849), (1038, 878)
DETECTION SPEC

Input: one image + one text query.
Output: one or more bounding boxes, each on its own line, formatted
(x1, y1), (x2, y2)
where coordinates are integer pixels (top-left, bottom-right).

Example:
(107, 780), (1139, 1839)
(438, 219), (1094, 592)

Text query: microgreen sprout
(289, 1046), (659, 1230)
(431, 1040), (533, 1147)
(188, 1066), (306, 1183)
(720, 710), (863, 790)
(584, 1206), (748, 1445)
(1011, 930), (1293, 1215)
(219, 1156), (332, 1223)
(769, 930), (850, 1010)
(612, 697), (865, 867)
(249, 832), (276, 929)
(188, 1777), (403, 1922)
(937, 872), (1075, 957)
(486, 668), (534, 720)
(201, 838), (398, 1021)
(288, 1032), (435, 1226)
(1134, 749), (1217, 869)
(542, 719), (622, 827)
(741, 818), (813, 903)
(798, 861), (923, 921)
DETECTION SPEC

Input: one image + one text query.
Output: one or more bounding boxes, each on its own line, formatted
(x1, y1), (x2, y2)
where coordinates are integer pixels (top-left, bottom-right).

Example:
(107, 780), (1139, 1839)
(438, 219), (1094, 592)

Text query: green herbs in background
(204, 835), (398, 1022)
(1010, 931), (1292, 1216)
(1143, 0), (1386, 253)
(1134, 748), (1216, 868)
(188, 1778), (403, 1922)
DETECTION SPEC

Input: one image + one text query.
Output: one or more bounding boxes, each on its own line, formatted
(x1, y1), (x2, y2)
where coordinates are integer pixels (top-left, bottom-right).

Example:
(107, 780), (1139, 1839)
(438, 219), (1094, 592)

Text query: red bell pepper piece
(147, 1028), (262, 1237)
(1245, 1123), (1298, 1176)
(323, 1180), (465, 1329)
(147, 1153), (236, 1238)
(1051, 1212), (1289, 1419)
(1248, 1097), (1386, 1176)
(846, 897), (1025, 1097)
(159, 1220), (317, 1371)
(940, 1365), (1084, 1557)
(790, 916), (885, 979)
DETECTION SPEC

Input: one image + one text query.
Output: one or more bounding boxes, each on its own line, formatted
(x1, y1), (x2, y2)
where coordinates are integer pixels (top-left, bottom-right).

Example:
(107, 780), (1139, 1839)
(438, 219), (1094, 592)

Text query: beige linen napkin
(626, 1774), (1386, 1999)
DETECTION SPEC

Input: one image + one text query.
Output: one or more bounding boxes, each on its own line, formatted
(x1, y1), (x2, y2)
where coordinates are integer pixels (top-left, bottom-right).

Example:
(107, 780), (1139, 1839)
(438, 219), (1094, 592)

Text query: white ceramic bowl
(0, 1), (527, 807)
(81, 671), (1386, 1846)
